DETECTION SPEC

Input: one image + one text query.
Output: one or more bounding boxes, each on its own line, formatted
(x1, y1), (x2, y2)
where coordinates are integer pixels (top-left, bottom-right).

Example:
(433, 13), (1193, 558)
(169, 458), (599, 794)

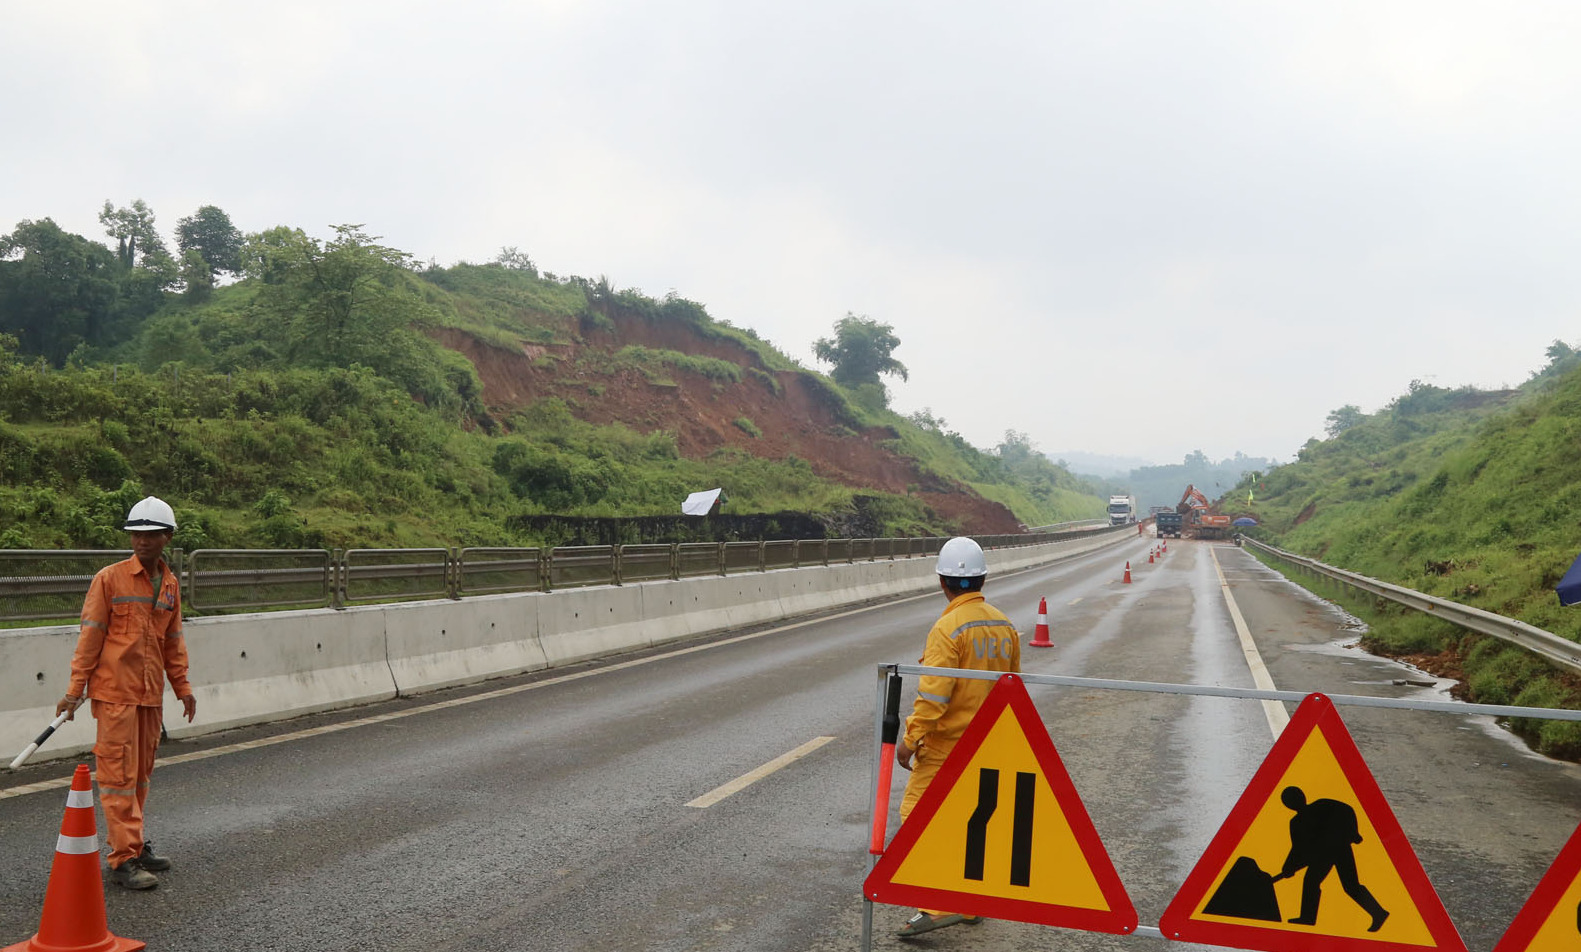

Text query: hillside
(1229, 350), (1581, 756)
(0, 215), (1106, 549)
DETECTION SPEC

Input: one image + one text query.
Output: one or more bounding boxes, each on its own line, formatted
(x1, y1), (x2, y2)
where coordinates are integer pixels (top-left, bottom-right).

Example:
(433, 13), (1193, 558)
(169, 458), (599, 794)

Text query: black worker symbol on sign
(1201, 786), (1390, 934)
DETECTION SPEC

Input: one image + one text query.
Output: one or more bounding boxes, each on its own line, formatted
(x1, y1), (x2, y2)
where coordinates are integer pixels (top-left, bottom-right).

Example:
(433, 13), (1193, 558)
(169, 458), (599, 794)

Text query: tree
(245, 223), (427, 368)
(179, 249), (214, 302)
(1325, 404), (1364, 437)
(175, 205), (243, 276)
(812, 313), (908, 399)
(0, 219), (119, 364)
(98, 199), (168, 269)
(493, 246), (537, 275)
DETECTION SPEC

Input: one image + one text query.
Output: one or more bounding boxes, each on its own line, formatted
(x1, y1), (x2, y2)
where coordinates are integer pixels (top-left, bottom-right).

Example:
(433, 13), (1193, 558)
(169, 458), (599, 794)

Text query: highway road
(2, 535), (1578, 951)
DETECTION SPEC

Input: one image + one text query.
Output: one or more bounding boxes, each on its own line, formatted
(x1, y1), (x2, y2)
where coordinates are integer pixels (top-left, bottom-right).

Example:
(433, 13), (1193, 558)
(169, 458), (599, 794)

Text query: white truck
(1107, 494), (1137, 526)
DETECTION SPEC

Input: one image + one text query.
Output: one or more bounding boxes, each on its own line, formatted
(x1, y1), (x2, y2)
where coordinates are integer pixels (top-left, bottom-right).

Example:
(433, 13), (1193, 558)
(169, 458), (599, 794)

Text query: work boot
(109, 858), (157, 890)
(138, 839), (171, 871)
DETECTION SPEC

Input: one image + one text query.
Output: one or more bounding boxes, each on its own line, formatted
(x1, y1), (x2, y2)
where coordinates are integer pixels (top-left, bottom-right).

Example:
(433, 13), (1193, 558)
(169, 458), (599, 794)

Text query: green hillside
(0, 209), (1106, 550)
(1232, 347), (1581, 756)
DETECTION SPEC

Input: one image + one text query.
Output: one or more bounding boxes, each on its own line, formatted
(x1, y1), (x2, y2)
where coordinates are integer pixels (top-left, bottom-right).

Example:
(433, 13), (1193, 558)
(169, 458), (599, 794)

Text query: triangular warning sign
(1493, 820), (1581, 952)
(1160, 693), (1466, 952)
(863, 673), (1136, 933)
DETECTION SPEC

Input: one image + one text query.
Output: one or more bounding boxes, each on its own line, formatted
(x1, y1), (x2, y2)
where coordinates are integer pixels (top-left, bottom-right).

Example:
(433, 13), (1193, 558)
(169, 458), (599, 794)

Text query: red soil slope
(433, 315), (1021, 534)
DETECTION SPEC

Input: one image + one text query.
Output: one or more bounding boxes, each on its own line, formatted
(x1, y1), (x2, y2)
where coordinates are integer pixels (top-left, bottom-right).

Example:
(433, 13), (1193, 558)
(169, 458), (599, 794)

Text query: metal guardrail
(0, 526), (1128, 622)
(1243, 537), (1581, 676)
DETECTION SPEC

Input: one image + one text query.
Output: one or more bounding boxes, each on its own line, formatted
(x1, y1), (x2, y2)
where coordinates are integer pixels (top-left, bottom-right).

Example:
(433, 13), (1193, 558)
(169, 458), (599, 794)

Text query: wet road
(1, 537), (1576, 951)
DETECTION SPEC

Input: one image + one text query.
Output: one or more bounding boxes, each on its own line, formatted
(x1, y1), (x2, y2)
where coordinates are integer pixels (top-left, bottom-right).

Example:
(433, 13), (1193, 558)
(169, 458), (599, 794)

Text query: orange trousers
(91, 701), (162, 868)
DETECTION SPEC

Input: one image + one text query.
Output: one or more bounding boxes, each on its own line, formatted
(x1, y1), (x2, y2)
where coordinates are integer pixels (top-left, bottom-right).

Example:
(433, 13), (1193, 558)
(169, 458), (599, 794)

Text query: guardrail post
(613, 546), (624, 586)
(670, 544), (680, 581)
(447, 548), (460, 600)
(756, 540), (765, 572)
(331, 548), (345, 610)
(539, 549), (551, 592)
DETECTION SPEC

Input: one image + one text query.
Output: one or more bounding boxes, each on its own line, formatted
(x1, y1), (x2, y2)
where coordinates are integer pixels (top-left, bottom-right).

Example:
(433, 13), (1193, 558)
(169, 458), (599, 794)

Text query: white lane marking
(2, 591), (942, 801)
(685, 736), (837, 809)
(1067, 597), (1083, 606)
(1211, 547), (1288, 738)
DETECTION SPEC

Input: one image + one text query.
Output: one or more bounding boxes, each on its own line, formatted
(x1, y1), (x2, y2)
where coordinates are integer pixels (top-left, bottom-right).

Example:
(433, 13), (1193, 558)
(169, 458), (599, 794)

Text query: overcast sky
(5, 2), (1578, 466)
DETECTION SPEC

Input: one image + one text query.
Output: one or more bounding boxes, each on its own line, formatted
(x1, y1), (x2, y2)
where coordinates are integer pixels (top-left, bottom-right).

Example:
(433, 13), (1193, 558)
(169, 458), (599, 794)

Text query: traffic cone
(1029, 596), (1053, 648)
(1123, 561), (1132, 584)
(3, 765), (145, 952)
(1149, 550), (1155, 564)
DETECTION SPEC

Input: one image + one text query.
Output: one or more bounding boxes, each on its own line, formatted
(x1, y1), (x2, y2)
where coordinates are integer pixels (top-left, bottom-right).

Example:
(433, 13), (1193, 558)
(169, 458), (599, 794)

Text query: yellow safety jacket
(904, 590), (1021, 753)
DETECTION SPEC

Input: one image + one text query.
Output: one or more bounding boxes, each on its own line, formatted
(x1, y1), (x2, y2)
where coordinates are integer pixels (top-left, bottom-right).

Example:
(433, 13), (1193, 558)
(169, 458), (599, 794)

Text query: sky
(4, 2), (1579, 466)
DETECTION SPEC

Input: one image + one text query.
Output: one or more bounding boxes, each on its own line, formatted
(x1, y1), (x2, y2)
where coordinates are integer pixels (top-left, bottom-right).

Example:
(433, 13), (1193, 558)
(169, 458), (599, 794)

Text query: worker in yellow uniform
(894, 536), (1021, 937)
(56, 496), (196, 891)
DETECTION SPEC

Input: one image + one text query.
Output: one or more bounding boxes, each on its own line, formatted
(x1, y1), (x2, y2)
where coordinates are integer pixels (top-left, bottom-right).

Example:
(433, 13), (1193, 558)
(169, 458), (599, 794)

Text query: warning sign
(1493, 821), (1581, 952)
(1160, 692), (1466, 952)
(863, 673), (1136, 933)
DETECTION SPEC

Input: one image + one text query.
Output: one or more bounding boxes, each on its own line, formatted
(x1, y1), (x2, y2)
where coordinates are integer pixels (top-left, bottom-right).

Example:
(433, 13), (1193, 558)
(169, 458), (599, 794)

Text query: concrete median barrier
(383, 594), (547, 695)
(2, 531), (1131, 766)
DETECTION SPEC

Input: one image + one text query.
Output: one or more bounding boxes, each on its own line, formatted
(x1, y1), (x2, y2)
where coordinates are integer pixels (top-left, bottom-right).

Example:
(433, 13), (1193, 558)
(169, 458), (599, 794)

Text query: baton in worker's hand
(10, 705), (77, 770)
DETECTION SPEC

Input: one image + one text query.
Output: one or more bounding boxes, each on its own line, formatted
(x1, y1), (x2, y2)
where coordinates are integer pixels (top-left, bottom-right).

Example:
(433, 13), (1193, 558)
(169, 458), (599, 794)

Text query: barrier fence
(861, 664), (1581, 949)
(0, 526), (1122, 623)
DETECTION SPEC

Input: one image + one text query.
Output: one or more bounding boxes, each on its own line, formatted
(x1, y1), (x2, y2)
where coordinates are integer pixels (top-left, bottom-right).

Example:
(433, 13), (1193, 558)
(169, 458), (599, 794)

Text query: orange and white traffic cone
(1123, 561), (1132, 584)
(1029, 596), (1053, 648)
(3, 765), (144, 952)
(1149, 550), (1155, 564)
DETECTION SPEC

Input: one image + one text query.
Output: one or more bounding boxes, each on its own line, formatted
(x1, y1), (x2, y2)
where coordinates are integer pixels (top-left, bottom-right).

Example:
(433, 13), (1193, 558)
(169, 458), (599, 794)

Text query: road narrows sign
(1493, 820), (1581, 952)
(1159, 692), (1466, 952)
(863, 673), (1137, 933)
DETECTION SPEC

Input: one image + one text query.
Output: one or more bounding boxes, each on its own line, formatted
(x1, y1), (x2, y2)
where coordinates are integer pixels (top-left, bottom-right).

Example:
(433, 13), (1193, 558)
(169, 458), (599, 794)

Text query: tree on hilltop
(176, 205), (243, 276)
(812, 312), (907, 408)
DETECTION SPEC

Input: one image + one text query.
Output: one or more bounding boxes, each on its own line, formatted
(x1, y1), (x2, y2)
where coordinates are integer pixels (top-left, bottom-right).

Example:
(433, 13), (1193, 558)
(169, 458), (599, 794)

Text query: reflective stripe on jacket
(69, 556), (190, 704)
(904, 590), (1021, 751)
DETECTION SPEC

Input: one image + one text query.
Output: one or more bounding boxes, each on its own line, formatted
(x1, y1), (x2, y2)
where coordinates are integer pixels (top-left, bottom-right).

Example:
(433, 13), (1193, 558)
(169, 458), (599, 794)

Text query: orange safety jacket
(904, 590), (1021, 751)
(68, 555), (191, 705)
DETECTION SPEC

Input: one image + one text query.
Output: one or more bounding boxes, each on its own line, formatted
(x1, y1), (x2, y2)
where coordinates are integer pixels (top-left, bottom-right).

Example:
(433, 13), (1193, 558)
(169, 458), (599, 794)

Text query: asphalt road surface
(2, 537), (1577, 951)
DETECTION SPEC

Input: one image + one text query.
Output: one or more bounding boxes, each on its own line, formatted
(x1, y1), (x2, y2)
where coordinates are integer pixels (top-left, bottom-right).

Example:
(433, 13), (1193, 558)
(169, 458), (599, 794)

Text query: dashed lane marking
(685, 736), (837, 808)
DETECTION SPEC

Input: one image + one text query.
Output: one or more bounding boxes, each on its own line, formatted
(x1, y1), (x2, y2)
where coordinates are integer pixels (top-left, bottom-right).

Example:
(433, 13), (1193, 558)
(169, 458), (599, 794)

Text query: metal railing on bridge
(0, 526), (1124, 623)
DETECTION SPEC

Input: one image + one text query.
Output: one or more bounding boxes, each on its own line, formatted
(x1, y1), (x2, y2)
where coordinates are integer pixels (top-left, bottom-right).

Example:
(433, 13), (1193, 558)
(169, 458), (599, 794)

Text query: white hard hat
(935, 537), (987, 578)
(123, 496), (177, 532)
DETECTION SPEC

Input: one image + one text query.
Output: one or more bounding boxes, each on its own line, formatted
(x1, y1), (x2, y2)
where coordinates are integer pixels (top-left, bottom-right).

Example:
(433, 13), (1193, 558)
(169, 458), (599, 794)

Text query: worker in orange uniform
(55, 496), (196, 891)
(893, 536), (1021, 938)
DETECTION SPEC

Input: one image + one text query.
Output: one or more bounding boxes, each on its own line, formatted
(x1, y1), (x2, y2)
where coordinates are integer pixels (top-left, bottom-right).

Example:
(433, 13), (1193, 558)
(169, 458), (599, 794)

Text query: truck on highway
(1156, 511), (1183, 538)
(1107, 494), (1137, 526)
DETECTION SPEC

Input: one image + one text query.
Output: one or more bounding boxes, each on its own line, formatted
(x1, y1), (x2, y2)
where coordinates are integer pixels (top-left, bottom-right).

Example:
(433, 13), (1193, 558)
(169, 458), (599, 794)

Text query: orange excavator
(1178, 485), (1233, 539)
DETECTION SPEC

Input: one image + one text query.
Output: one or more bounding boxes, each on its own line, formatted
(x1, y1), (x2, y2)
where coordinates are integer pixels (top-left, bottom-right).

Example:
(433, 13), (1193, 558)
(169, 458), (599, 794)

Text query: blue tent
(1231, 517), (1258, 527)
(1558, 551), (1581, 607)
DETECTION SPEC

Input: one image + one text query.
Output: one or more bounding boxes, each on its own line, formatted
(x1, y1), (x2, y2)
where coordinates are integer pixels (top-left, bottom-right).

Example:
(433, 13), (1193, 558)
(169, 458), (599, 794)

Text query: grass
(1234, 361), (1581, 759)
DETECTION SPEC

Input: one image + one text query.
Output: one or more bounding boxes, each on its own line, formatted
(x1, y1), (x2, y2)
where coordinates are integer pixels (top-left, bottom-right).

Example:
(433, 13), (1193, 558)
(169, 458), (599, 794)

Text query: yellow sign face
(1188, 730), (1433, 944)
(889, 706), (1108, 909)
(864, 673), (1136, 933)
(1160, 693), (1465, 952)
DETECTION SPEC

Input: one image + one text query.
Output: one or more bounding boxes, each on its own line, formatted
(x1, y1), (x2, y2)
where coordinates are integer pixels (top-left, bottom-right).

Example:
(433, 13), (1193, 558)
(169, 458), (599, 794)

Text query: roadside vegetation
(1231, 343), (1581, 757)
(0, 203), (1106, 551)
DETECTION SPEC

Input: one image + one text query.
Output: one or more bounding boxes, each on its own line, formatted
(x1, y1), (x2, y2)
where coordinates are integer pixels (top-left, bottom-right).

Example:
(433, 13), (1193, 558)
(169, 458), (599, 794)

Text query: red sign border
(1492, 819), (1581, 952)
(1159, 692), (1467, 952)
(863, 672), (1138, 934)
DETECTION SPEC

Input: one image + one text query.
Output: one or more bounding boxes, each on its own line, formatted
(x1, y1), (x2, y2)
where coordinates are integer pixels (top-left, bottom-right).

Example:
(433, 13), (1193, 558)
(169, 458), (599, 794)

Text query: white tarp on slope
(681, 488), (723, 516)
